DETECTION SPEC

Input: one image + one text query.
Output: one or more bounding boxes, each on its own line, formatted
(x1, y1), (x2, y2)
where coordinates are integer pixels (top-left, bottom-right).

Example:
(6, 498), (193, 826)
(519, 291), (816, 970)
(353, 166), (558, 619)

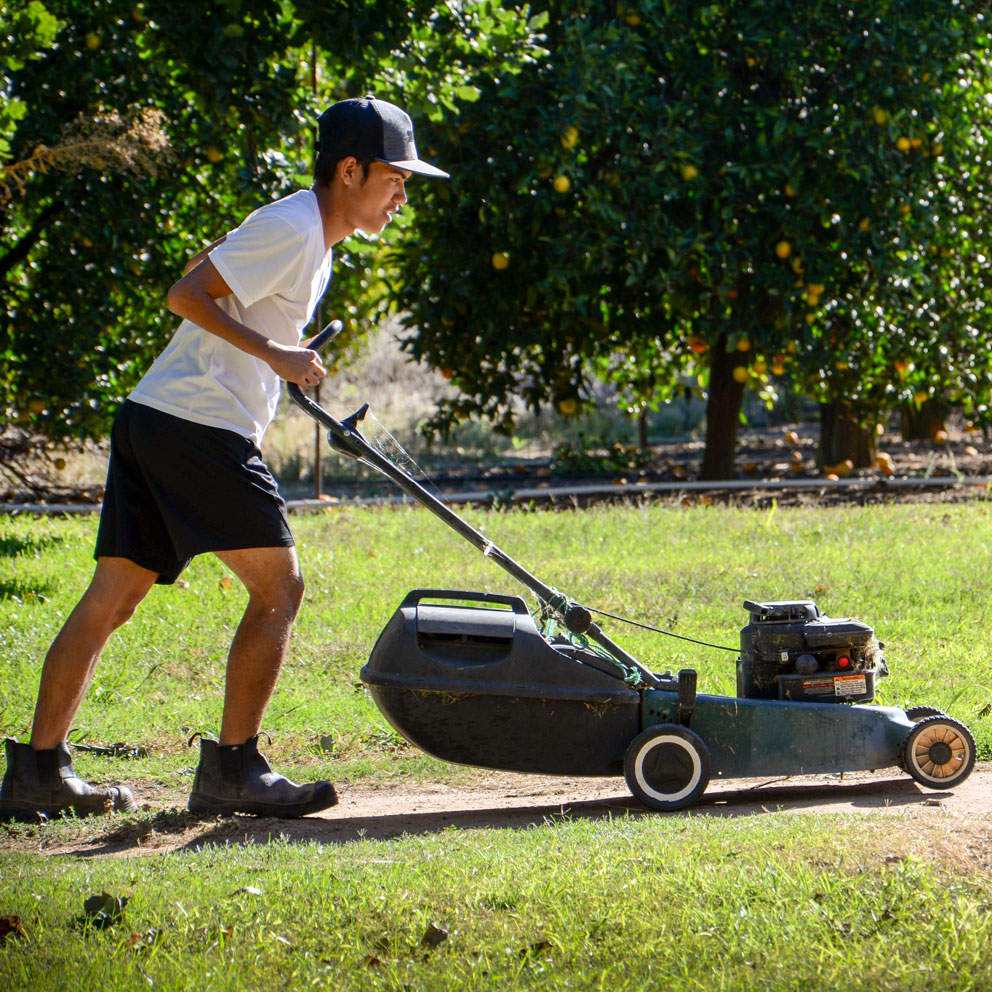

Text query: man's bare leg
(186, 545), (337, 816)
(30, 556), (159, 749)
(214, 546), (305, 745)
(1, 557), (156, 821)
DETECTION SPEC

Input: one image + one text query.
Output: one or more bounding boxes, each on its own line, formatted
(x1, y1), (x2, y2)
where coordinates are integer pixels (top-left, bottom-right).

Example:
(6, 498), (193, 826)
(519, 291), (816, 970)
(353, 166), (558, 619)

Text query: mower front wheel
(905, 706), (946, 723)
(901, 716), (976, 789)
(624, 724), (711, 811)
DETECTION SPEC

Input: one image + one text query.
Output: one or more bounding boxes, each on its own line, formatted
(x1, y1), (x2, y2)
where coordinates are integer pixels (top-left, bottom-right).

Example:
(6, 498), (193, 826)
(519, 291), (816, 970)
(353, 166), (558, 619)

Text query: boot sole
(187, 788), (339, 819)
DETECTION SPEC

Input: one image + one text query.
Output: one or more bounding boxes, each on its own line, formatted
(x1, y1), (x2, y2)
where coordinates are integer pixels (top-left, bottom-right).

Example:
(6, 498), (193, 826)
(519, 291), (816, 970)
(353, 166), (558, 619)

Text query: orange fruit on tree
(775, 240), (792, 259)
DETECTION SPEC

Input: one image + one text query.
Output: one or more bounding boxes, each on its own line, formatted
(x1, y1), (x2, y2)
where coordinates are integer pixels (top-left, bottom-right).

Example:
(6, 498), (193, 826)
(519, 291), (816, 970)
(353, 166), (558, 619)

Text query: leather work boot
(187, 735), (338, 817)
(0, 738), (137, 822)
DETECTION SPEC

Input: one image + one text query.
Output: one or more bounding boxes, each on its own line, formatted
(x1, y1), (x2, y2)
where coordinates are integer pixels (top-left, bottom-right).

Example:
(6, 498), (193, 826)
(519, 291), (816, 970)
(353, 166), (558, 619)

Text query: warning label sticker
(833, 675), (867, 697)
(800, 679), (837, 696)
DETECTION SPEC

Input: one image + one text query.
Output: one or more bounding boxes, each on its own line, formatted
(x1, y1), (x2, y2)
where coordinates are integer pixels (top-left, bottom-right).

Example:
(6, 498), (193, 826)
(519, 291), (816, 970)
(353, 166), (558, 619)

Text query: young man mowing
(0, 95), (448, 822)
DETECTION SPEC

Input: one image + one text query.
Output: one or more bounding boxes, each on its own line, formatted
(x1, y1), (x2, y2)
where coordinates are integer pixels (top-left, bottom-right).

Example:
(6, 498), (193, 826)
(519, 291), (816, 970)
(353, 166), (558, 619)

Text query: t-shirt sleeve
(208, 209), (305, 308)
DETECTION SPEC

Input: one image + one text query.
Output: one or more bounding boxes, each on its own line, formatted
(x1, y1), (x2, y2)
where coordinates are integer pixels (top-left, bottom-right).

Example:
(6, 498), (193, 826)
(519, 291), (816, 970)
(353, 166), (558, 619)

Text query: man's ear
(337, 156), (360, 186)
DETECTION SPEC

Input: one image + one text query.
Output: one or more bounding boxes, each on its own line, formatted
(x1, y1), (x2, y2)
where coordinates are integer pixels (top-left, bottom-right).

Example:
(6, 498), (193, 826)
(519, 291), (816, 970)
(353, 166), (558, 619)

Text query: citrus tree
(392, 0), (992, 478)
(1, 0), (543, 450)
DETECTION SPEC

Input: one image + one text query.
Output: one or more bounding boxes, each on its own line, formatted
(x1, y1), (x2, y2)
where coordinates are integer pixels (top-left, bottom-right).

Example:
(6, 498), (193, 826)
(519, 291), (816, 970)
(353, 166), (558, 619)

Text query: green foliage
(0, 1), (543, 446)
(549, 432), (651, 476)
(0, 1), (61, 161)
(392, 0), (992, 461)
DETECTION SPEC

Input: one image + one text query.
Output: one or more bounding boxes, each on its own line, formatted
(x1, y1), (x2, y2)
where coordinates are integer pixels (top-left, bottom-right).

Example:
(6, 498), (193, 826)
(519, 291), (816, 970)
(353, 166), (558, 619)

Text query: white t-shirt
(130, 189), (332, 443)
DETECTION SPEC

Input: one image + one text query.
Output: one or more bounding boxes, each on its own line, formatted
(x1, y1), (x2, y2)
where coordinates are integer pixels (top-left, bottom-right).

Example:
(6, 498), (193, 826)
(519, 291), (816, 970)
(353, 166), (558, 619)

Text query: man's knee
(82, 559), (157, 633)
(251, 569), (305, 620)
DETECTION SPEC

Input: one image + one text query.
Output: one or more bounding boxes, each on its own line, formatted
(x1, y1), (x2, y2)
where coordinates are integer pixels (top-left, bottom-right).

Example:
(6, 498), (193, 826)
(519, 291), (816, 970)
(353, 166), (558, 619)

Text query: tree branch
(0, 201), (64, 281)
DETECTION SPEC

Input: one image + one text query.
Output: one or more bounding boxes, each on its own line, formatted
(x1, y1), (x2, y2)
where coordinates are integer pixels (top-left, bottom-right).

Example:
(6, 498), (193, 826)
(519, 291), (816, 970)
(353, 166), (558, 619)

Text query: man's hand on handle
(264, 342), (327, 388)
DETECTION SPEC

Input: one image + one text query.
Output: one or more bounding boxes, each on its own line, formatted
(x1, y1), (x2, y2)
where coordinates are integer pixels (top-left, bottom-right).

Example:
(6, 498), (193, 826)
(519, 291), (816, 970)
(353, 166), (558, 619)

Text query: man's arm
(182, 236), (227, 275)
(166, 257), (326, 388)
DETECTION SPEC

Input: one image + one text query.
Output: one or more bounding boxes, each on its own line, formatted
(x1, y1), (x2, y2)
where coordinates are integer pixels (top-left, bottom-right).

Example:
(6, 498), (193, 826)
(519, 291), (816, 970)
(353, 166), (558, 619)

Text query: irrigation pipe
(5, 473), (989, 516)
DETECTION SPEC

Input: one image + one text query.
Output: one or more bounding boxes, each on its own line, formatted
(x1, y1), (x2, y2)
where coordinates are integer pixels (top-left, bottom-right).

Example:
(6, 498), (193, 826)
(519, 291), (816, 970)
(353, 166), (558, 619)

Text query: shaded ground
(3, 424), (991, 509)
(3, 763), (991, 871)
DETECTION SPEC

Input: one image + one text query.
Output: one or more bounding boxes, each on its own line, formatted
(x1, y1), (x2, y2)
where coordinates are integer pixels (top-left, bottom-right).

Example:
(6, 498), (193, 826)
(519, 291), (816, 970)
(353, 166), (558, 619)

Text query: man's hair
(313, 153), (373, 186)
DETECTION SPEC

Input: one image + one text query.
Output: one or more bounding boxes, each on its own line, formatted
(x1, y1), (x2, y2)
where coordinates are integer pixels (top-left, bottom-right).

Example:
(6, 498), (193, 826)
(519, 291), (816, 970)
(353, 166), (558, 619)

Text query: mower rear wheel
(901, 716), (976, 789)
(905, 706), (946, 723)
(624, 724), (711, 811)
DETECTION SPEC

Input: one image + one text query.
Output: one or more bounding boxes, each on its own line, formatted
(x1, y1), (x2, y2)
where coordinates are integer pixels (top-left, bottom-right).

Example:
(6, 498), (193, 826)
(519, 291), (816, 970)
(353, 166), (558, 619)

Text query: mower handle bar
(287, 322), (663, 688)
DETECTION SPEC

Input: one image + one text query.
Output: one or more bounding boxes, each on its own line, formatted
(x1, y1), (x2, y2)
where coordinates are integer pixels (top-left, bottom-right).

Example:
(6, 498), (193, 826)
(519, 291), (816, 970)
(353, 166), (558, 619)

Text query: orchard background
(3, 0), (992, 485)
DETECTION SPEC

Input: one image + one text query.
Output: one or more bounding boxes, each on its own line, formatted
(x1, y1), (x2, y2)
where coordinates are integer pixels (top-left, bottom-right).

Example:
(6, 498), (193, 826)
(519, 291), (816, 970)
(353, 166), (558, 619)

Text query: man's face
(347, 161), (410, 234)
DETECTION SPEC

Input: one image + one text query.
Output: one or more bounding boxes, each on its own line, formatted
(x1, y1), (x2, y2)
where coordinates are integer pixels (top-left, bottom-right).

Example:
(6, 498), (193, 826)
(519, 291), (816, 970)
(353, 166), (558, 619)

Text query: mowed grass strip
(2, 500), (991, 769)
(1, 814), (991, 992)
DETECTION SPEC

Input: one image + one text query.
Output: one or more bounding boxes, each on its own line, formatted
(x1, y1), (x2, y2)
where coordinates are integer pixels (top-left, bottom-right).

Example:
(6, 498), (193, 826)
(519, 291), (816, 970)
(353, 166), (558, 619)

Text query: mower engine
(736, 600), (886, 704)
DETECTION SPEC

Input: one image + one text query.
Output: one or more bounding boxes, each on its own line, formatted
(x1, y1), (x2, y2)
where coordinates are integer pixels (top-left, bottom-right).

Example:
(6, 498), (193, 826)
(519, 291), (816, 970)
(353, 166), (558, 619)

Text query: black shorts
(95, 400), (294, 584)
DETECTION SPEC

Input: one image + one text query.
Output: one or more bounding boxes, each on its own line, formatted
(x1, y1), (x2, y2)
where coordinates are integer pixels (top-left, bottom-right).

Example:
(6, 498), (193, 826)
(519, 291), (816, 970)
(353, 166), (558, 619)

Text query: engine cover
(736, 600), (885, 704)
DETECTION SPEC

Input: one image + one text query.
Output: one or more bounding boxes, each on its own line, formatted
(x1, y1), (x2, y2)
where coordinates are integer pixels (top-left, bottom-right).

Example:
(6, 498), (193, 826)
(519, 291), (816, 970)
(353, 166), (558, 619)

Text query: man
(0, 95), (448, 822)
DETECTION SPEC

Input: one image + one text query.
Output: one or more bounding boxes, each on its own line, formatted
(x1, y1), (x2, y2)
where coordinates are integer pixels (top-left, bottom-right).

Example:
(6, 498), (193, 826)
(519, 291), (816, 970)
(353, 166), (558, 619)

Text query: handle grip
(399, 588), (532, 616)
(306, 318), (344, 354)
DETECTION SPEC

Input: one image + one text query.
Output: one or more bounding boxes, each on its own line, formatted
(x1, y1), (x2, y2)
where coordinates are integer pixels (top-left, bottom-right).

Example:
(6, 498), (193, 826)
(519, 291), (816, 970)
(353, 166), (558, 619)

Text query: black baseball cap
(315, 95), (449, 179)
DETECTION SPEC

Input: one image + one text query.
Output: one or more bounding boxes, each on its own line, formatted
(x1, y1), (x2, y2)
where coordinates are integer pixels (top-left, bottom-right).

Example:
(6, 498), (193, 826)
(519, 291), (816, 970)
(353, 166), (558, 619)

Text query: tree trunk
(819, 401), (878, 469)
(900, 399), (946, 441)
(700, 333), (746, 480)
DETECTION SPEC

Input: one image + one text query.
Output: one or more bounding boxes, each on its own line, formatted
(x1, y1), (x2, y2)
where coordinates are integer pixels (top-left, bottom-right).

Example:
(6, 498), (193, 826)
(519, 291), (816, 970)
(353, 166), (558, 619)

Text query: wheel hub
(927, 741), (953, 766)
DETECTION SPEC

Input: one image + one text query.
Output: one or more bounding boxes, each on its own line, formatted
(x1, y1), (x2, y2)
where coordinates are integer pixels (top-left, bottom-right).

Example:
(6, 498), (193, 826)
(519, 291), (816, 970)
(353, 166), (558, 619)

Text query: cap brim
(381, 158), (449, 179)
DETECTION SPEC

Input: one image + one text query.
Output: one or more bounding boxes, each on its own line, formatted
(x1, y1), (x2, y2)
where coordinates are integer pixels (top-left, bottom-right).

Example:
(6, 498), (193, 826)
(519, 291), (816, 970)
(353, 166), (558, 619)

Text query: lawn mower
(289, 326), (977, 811)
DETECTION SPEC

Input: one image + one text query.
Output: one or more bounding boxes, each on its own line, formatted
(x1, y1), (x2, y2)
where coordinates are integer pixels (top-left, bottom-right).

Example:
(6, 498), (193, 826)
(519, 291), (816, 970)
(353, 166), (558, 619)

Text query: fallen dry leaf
(0, 915), (27, 945)
(420, 922), (448, 949)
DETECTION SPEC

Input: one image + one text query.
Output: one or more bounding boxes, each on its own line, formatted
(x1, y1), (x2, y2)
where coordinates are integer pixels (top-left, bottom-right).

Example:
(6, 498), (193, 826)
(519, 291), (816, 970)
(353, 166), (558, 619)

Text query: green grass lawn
(2, 500), (992, 991)
(2, 813), (991, 991)
(3, 499), (990, 764)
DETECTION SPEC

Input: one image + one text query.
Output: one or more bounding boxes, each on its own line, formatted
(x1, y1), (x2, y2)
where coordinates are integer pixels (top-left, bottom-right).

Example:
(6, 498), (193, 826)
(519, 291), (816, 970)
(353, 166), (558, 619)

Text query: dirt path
(5, 762), (990, 861)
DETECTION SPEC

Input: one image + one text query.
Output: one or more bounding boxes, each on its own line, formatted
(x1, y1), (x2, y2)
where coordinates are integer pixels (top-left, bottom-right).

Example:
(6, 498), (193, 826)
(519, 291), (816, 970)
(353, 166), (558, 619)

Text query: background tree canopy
(392, 0), (992, 477)
(1, 0), (544, 445)
(3, 0), (991, 483)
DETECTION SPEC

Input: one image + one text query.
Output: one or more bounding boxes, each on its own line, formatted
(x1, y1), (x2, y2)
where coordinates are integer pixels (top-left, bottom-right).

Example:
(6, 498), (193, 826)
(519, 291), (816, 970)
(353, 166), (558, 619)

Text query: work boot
(0, 738), (137, 822)
(187, 734), (338, 818)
